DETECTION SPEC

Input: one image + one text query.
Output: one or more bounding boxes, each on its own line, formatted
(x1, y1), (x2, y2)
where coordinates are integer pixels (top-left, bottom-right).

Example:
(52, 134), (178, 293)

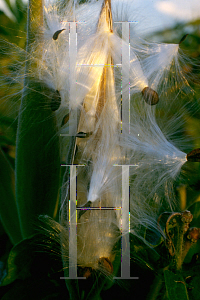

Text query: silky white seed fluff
(47, 0), (197, 271)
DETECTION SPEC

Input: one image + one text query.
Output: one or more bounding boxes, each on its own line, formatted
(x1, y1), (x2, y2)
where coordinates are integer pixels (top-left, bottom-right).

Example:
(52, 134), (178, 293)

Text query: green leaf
(15, 0), (60, 238)
(0, 237), (32, 286)
(0, 232), (65, 293)
(164, 270), (189, 300)
(15, 80), (61, 238)
(187, 201), (200, 228)
(183, 256), (200, 300)
(0, 148), (22, 244)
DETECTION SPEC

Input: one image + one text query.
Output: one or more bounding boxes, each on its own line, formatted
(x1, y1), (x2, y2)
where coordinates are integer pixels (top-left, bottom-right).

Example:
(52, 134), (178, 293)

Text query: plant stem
(147, 274), (163, 300)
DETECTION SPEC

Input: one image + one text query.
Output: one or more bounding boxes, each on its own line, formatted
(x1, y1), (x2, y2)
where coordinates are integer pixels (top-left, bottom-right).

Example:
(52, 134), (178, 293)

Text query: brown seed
(76, 132), (87, 138)
(98, 257), (113, 274)
(76, 132), (93, 138)
(82, 267), (92, 279)
(61, 113), (69, 126)
(51, 90), (61, 111)
(179, 34), (189, 45)
(186, 148), (200, 162)
(78, 267), (92, 279)
(53, 29), (66, 40)
(142, 87), (159, 105)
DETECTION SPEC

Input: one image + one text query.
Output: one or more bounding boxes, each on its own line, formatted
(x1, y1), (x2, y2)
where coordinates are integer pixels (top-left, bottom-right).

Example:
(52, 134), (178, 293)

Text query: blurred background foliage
(0, 0), (26, 168)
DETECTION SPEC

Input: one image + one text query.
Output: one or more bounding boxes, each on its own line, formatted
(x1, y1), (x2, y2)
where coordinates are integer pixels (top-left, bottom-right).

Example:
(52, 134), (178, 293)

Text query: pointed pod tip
(186, 148), (200, 162)
(142, 87), (159, 106)
(52, 29), (66, 40)
(98, 0), (113, 32)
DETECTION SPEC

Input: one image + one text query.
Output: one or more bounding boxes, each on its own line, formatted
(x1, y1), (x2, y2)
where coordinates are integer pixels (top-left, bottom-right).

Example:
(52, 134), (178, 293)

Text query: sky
(1, 0), (200, 34)
(127, 0), (200, 35)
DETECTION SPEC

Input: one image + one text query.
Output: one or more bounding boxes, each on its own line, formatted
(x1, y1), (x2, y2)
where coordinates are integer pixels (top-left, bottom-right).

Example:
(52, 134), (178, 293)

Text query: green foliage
(0, 148), (22, 244)
(0, 234), (69, 299)
(15, 79), (61, 238)
(0, 0), (27, 162)
(164, 270), (189, 300)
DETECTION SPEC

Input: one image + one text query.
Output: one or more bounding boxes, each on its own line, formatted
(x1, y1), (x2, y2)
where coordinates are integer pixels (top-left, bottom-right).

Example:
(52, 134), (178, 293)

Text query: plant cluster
(0, 0), (200, 299)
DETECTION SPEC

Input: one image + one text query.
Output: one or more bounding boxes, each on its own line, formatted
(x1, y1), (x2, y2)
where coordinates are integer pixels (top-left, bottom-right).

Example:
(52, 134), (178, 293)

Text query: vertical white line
(121, 165), (130, 278)
(73, 0), (76, 22)
(122, 165), (129, 233)
(69, 22), (77, 136)
(122, 22), (130, 135)
(69, 165), (77, 278)
(60, 164), (86, 280)
(114, 165), (139, 279)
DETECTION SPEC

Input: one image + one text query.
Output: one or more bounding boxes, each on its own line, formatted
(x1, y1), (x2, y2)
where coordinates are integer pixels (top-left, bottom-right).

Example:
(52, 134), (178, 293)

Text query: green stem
(147, 274), (164, 300)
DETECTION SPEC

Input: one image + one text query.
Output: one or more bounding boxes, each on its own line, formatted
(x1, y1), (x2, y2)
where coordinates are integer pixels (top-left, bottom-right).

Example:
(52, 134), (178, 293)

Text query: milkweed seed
(98, 257), (113, 274)
(186, 148), (200, 162)
(83, 268), (92, 279)
(51, 90), (61, 111)
(76, 132), (93, 138)
(142, 87), (159, 105)
(179, 34), (189, 45)
(52, 29), (66, 40)
(77, 267), (93, 279)
(61, 113), (70, 126)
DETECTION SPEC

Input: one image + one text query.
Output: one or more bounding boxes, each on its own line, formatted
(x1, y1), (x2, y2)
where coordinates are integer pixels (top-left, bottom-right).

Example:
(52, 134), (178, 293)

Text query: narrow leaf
(0, 148), (22, 244)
